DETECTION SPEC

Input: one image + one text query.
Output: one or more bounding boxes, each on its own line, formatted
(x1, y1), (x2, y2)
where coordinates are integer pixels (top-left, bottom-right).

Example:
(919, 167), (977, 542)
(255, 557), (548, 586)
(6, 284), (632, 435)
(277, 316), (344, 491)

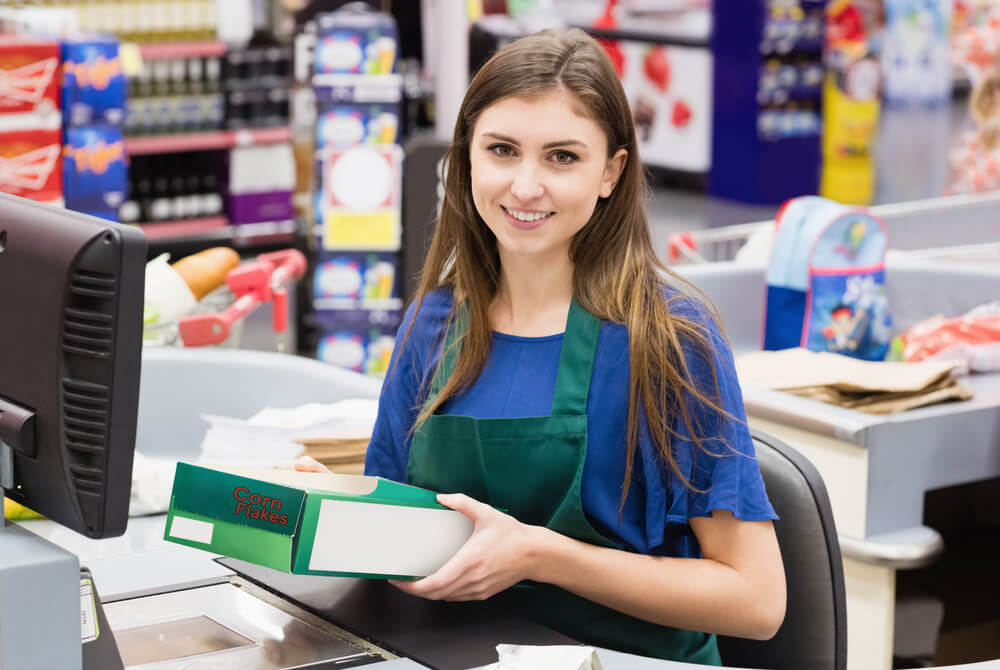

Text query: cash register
(0, 194), (644, 670)
(0, 194), (384, 669)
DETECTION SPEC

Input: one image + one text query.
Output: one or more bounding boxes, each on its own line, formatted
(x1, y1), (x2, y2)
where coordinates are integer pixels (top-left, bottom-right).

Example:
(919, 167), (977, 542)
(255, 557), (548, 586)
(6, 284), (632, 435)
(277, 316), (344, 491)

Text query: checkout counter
(17, 347), (723, 670)
(677, 255), (1000, 670)
(10, 257), (1000, 670)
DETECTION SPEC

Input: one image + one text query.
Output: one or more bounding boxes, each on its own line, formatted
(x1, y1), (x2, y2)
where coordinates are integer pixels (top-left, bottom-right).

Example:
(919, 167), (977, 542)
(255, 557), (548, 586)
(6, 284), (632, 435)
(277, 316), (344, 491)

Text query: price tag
(80, 577), (99, 643)
(118, 43), (143, 79)
(322, 210), (399, 250)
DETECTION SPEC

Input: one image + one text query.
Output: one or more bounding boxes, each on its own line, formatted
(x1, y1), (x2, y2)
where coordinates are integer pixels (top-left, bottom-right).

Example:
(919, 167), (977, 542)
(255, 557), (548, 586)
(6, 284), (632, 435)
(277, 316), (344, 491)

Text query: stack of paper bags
(736, 348), (972, 414)
(295, 436), (369, 474)
(200, 399), (378, 468)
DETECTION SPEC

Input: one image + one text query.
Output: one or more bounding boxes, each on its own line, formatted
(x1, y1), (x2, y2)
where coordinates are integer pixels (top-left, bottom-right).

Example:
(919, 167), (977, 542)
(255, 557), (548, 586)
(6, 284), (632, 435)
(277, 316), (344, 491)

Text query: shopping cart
(666, 191), (1000, 265)
(144, 249), (307, 351)
(889, 241), (1000, 266)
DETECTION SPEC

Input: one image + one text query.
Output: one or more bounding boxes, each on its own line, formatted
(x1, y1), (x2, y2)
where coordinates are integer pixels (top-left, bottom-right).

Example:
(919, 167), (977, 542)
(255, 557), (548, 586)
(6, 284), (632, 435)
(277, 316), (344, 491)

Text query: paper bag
(736, 348), (972, 414)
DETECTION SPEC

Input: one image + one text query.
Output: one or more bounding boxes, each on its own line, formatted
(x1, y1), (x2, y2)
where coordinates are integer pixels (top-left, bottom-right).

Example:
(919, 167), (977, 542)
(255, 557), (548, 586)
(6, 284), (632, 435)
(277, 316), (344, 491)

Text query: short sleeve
(364, 290), (452, 481)
(638, 296), (778, 551)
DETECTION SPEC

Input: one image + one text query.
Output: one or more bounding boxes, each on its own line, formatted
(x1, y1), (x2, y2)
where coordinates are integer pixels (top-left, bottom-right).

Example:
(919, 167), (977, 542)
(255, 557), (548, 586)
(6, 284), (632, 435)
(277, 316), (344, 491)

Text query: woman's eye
(551, 150), (578, 165)
(488, 144), (515, 157)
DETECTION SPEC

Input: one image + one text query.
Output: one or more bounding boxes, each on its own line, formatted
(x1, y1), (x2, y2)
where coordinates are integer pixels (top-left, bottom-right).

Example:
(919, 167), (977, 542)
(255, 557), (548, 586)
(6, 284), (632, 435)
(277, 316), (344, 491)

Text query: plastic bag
(896, 302), (1000, 372)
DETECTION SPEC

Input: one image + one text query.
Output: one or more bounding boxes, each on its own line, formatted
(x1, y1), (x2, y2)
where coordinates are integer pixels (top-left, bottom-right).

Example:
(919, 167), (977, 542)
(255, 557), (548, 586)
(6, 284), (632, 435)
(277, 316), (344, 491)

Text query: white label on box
(169, 516), (215, 545)
(80, 578), (98, 643)
(309, 500), (473, 576)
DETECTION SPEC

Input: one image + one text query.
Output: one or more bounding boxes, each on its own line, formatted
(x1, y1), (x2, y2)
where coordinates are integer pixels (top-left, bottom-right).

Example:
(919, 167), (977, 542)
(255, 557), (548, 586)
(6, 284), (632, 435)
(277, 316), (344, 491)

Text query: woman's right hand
(294, 456), (331, 473)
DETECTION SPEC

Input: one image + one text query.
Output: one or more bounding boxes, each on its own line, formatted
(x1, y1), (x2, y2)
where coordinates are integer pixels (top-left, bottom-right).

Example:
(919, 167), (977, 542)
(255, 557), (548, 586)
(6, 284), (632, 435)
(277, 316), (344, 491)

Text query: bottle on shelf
(119, 155), (144, 225)
(186, 56), (207, 132)
(168, 155), (188, 219)
(149, 162), (173, 222)
(200, 162), (223, 218)
(183, 156), (204, 219)
(125, 151), (226, 224)
(205, 55), (225, 130)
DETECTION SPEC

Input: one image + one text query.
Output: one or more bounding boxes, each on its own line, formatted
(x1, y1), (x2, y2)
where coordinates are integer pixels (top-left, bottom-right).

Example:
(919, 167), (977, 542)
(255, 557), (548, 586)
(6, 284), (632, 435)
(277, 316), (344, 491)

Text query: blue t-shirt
(364, 287), (777, 558)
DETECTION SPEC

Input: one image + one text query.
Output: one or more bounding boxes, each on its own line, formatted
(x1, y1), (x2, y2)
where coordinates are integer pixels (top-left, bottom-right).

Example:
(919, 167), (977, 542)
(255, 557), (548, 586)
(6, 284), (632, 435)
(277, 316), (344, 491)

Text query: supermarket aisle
(645, 187), (777, 265)
(645, 97), (974, 262)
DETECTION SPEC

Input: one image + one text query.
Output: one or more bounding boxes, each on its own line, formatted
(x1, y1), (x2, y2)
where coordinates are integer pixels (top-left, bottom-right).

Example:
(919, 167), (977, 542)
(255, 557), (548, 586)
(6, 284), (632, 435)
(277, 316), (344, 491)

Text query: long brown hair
(404, 29), (729, 506)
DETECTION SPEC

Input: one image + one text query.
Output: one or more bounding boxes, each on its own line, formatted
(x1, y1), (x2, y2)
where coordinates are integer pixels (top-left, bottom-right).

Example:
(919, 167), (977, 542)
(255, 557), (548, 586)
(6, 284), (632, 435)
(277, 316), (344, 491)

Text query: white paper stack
(199, 399), (379, 467)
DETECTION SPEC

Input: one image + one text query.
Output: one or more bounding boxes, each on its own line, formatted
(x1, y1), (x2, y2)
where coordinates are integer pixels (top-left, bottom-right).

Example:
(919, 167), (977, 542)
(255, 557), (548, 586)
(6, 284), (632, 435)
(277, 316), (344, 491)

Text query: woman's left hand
(389, 493), (545, 601)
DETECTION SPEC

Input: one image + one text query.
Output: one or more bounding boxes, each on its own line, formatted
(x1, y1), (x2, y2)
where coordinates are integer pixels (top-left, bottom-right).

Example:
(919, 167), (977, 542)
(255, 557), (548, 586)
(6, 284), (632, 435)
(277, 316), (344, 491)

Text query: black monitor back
(0, 194), (145, 538)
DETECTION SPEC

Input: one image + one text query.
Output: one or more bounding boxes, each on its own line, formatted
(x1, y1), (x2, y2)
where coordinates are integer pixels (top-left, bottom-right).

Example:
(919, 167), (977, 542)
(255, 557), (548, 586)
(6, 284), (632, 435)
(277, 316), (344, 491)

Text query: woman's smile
(501, 204), (555, 230)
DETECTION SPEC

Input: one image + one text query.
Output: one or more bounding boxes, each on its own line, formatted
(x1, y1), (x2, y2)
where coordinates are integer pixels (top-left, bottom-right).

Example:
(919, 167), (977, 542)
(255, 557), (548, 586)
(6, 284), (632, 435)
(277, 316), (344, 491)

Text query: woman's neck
(490, 250), (574, 337)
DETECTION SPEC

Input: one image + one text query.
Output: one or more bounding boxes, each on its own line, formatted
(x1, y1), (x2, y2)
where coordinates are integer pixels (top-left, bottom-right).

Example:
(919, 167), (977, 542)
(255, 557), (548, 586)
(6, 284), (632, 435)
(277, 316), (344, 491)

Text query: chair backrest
(717, 430), (847, 670)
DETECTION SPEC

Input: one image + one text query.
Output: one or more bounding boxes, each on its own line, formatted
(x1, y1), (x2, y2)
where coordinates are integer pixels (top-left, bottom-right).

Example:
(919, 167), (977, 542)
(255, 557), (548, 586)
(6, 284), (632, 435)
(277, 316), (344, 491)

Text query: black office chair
(717, 430), (848, 670)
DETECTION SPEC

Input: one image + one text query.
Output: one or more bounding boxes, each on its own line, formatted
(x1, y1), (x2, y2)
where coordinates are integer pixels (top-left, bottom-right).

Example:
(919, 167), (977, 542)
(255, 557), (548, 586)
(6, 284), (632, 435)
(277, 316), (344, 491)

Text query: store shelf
(138, 41), (227, 60)
(312, 73), (403, 103)
(138, 216), (229, 240)
(139, 218), (300, 251)
(231, 219), (300, 246)
(313, 297), (404, 311)
(124, 127), (292, 156)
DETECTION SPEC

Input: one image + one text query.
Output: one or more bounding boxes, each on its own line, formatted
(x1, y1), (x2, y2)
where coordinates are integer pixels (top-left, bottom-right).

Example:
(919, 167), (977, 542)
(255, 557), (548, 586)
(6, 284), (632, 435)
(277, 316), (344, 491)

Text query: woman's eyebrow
(482, 132), (520, 145)
(481, 132), (587, 150)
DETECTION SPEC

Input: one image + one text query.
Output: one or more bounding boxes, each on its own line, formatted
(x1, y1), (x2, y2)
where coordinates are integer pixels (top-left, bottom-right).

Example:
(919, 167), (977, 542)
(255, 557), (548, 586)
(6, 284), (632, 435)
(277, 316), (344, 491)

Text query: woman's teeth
(504, 207), (550, 222)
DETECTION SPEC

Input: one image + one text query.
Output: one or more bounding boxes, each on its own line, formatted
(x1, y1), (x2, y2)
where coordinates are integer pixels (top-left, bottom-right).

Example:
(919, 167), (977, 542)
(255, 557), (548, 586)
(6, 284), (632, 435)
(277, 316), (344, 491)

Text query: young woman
(300, 28), (785, 664)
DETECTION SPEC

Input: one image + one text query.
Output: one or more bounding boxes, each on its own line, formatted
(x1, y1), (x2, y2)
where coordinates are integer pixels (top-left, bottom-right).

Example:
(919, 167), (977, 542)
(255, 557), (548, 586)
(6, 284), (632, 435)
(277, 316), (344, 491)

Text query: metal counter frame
(18, 348), (724, 670)
(667, 190), (1000, 265)
(677, 257), (1000, 670)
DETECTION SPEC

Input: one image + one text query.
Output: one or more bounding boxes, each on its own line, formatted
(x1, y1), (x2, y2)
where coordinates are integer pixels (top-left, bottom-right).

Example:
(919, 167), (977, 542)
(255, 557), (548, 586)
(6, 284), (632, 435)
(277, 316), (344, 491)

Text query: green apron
(406, 299), (721, 664)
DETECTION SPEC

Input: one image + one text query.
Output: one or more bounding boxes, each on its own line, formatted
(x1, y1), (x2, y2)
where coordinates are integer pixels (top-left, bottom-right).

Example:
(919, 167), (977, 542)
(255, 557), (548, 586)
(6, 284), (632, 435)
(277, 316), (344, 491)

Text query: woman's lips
(501, 205), (553, 230)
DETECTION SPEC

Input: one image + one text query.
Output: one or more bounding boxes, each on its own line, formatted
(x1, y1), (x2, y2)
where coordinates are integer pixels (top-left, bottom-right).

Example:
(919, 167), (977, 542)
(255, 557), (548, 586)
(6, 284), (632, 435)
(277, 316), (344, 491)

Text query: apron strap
(426, 302), (468, 406)
(551, 299), (601, 416)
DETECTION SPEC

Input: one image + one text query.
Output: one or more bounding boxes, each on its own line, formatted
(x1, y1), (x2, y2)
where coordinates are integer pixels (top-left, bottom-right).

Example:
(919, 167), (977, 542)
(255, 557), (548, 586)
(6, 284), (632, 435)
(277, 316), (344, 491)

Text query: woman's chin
(496, 239), (561, 259)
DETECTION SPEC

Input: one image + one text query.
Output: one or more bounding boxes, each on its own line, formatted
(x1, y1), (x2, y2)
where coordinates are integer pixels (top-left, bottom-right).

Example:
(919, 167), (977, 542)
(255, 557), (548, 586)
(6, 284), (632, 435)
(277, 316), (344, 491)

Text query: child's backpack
(763, 196), (892, 361)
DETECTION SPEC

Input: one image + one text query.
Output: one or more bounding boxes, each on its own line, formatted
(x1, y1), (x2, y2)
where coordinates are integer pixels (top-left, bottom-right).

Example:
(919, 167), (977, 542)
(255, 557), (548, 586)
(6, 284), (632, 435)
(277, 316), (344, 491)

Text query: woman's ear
(600, 149), (628, 198)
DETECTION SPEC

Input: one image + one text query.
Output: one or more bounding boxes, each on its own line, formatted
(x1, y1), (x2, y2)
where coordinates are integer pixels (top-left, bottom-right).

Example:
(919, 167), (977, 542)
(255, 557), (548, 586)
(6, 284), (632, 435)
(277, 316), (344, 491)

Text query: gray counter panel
(677, 261), (1000, 541)
(218, 558), (579, 670)
(864, 377), (1000, 536)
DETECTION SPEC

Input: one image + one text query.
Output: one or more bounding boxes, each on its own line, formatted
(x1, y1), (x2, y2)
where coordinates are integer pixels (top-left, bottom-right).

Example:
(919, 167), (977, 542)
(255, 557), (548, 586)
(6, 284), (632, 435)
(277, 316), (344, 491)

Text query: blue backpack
(763, 196), (892, 361)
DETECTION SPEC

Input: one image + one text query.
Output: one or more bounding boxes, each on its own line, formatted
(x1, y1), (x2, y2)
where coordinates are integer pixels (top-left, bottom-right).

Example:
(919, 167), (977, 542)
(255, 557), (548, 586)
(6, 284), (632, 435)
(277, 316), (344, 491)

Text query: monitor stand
(1, 440), (82, 670)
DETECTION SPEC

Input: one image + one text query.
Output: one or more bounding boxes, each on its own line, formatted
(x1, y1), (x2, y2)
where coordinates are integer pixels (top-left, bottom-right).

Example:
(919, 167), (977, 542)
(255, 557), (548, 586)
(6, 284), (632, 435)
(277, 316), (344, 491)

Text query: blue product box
(314, 6), (398, 75)
(317, 327), (398, 377)
(316, 103), (400, 149)
(313, 252), (402, 331)
(62, 39), (126, 127)
(63, 125), (127, 217)
(315, 307), (401, 332)
(314, 252), (399, 300)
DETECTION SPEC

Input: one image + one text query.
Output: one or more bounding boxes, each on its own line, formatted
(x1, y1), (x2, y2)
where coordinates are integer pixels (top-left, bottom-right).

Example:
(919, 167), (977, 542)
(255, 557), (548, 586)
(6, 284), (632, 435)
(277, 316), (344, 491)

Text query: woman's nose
(510, 164), (544, 201)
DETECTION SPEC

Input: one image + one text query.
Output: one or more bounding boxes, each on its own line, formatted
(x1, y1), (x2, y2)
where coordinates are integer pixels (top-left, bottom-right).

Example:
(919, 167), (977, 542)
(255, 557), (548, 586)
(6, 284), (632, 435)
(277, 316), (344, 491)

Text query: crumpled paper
(478, 644), (604, 670)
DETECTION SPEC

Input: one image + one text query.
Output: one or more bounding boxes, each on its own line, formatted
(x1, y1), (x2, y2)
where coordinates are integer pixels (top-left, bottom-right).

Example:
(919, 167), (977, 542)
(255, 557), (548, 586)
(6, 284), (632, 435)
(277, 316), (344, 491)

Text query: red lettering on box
(232, 486), (290, 526)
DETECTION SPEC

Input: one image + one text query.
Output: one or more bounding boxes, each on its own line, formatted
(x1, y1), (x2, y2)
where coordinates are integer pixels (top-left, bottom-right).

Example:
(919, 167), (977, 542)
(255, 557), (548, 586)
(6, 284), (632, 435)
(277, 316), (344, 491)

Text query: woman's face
(469, 90), (626, 263)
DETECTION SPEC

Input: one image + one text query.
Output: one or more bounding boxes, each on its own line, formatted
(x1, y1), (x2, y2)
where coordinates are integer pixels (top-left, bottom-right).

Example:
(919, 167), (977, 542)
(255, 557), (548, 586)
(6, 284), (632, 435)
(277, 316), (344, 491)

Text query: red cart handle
(178, 249), (307, 347)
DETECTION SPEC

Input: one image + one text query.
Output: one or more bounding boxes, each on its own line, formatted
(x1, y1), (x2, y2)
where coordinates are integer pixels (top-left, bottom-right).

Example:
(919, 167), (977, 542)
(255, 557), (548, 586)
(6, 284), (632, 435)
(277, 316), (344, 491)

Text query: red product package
(901, 311), (1000, 372)
(0, 128), (63, 206)
(0, 38), (61, 127)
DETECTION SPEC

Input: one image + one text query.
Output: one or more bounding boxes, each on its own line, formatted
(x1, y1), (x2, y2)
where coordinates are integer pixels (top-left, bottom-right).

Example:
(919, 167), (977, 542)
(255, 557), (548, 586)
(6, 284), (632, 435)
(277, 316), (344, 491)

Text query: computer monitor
(0, 193), (145, 539)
